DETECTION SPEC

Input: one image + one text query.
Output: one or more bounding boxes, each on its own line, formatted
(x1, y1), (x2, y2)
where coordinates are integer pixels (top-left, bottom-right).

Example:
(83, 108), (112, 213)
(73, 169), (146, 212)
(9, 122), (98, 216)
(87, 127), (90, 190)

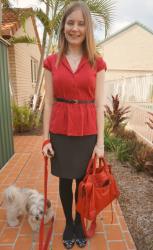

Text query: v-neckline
(64, 55), (84, 74)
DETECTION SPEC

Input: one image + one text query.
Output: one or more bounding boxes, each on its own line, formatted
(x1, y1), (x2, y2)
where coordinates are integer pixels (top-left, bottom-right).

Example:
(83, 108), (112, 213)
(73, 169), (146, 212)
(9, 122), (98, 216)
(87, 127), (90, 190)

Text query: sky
(10, 0), (153, 42)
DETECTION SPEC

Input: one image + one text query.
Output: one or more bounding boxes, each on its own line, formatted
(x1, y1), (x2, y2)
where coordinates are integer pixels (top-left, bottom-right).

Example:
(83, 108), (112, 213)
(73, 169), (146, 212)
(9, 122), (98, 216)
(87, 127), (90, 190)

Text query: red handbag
(76, 156), (120, 238)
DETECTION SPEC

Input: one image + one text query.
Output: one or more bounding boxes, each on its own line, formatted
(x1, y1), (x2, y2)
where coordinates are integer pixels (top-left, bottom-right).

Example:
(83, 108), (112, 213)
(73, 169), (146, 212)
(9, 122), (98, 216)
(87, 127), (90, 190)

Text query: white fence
(106, 74), (153, 146)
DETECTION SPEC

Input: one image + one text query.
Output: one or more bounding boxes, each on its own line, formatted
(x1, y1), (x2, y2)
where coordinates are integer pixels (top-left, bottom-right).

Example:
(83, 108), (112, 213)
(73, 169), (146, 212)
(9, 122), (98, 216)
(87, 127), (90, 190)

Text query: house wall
(8, 45), (17, 101)
(100, 24), (153, 81)
(8, 17), (40, 105)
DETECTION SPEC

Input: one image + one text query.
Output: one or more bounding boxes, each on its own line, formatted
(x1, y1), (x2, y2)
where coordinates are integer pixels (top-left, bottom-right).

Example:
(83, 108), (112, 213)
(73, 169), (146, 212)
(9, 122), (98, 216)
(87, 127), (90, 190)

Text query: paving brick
(53, 219), (65, 233)
(14, 235), (33, 250)
(124, 232), (136, 249)
(105, 225), (123, 241)
(0, 228), (19, 244)
(90, 233), (107, 250)
(118, 216), (128, 231)
(0, 208), (6, 220)
(0, 246), (13, 250)
(0, 221), (6, 233)
(20, 218), (32, 234)
(101, 211), (118, 224)
(109, 241), (127, 250)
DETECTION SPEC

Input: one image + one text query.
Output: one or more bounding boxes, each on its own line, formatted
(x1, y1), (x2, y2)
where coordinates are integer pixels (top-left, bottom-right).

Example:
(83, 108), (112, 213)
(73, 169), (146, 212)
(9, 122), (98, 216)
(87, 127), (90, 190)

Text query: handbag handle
(86, 156), (108, 175)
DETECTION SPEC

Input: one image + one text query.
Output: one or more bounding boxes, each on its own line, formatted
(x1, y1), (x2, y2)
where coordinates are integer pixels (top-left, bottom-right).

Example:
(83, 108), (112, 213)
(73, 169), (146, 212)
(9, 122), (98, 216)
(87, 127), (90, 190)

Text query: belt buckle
(73, 99), (78, 103)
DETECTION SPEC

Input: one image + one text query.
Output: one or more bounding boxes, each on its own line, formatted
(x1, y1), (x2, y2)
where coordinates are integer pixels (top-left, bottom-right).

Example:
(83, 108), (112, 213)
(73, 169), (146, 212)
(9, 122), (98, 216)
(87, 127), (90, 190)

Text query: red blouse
(43, 53), (107, 136)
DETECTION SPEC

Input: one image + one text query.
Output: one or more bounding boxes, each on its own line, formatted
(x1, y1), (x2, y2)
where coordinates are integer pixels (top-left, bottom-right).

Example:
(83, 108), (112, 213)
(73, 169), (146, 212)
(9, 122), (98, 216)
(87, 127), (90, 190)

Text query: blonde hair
(57, 1), (98, 66)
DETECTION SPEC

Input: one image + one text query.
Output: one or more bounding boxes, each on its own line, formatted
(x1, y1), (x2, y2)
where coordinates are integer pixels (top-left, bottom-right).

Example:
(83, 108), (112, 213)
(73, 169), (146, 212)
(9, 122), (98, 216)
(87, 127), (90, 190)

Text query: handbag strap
(39, 156), (54, 250)
(80, 183), (96, 238)
(81, 216), (97, 238)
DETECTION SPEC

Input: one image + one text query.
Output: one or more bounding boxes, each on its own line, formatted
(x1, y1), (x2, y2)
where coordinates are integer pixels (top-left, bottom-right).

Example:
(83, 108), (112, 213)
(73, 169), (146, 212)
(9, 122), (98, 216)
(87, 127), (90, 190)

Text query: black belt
(55, 98), (95, 104)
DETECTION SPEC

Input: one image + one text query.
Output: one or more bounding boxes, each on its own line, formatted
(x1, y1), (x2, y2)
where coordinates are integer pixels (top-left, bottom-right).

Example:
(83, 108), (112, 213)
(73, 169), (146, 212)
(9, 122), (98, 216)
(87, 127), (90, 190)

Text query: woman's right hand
(42, 142), (55, 158)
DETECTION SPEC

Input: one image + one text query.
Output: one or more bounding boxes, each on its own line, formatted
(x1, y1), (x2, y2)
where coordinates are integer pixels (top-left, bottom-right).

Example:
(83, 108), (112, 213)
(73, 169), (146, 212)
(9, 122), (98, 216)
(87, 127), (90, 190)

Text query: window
(31, 58), (38, 83)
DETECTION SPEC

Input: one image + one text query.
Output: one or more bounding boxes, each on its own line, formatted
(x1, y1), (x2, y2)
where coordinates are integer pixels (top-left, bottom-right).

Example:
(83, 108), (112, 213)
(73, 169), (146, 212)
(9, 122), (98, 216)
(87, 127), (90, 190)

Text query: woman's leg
(59, 177), (73, 224)
(75, 177), (83, 225)
(59, 177), (75, 246)
(74, 178), (87, 247)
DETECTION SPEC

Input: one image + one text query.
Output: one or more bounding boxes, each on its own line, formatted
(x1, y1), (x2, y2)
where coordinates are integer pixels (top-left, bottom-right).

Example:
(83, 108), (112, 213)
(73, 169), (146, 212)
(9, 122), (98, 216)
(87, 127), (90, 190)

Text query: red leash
(39, 156), (54, 250)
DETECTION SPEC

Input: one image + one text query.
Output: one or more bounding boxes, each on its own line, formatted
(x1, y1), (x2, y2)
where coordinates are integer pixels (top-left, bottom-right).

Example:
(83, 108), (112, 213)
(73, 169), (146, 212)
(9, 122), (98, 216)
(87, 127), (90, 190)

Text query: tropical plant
(104, 94), (130, 134)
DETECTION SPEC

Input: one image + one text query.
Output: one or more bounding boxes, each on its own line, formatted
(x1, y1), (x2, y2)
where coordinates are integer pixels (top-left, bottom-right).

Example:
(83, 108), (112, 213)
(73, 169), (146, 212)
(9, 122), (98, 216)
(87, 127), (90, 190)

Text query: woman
(42, 1), (107, 249)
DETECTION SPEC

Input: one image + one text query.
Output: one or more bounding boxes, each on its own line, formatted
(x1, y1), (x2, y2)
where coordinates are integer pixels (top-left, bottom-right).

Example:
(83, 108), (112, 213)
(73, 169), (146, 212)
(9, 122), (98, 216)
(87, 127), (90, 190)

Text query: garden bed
(106, 152), (153, 250)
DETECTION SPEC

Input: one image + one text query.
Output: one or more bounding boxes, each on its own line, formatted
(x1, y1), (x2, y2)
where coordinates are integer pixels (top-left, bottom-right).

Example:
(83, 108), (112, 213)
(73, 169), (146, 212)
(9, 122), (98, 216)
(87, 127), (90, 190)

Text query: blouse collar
(62, 55), (88, 74)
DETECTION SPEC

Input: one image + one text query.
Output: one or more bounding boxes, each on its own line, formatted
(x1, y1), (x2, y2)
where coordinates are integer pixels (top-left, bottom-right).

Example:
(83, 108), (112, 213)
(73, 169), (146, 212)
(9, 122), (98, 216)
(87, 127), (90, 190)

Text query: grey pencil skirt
(50, 133), (97, 179)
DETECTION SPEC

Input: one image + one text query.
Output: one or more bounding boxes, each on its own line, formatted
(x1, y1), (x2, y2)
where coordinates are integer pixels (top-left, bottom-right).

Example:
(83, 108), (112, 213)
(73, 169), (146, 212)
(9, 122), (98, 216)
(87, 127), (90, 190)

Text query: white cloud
(109, 21), (131, 35)
(112, 0), (153, 32)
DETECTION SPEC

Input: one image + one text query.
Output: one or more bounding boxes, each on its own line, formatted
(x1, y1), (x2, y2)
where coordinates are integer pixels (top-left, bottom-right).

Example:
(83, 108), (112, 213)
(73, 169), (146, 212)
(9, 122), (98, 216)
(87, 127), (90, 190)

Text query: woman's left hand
(92, 144), (104, 161)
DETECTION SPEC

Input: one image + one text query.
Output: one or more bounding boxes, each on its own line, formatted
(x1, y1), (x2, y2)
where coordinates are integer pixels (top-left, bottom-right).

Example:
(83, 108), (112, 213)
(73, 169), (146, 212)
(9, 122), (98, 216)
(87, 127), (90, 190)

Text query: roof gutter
(0, 36), (11, 46)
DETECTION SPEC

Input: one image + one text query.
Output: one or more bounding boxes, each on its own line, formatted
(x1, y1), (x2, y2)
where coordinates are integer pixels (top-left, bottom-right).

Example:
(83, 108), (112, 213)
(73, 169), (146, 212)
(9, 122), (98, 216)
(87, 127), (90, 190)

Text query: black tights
(59, 177), (82, 225)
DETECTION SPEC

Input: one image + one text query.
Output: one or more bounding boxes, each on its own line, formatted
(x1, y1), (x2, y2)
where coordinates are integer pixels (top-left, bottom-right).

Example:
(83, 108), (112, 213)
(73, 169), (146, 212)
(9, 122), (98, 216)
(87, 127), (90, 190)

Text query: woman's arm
(43, 69), (54, 140)
(92, 70), (107, 158)
(95, 70), (106, 146)
(43, 69), (55, 157)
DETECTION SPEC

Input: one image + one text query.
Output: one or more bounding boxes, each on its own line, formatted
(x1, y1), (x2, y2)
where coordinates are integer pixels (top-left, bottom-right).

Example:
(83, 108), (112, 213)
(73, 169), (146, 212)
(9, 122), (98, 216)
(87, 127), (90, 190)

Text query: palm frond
(9, 35), (36, 44)
(34, 8), (53, 35)
(85, 0), (116, 36)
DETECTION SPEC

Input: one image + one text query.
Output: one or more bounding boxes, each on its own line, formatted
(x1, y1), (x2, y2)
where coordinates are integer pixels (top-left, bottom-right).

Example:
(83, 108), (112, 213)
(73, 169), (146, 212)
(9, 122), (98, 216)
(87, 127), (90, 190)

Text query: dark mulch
(106, 152), (153, 250)
(13, 125), (43, 136)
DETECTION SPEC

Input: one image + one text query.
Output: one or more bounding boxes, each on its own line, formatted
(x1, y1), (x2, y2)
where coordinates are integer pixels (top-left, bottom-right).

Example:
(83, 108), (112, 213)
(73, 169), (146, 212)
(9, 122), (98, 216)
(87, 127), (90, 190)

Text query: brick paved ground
(0, 136), (137, 250)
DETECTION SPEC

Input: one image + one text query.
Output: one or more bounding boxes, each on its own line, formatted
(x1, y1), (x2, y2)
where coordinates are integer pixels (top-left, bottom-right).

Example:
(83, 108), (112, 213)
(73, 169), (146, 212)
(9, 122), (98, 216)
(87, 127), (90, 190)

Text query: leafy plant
(104, 134), (116, 152)
(115, 140), (135, 163)
(104, 94), (130, 134)
(105, 122), (153, 175)
(12, 103), (40, 133)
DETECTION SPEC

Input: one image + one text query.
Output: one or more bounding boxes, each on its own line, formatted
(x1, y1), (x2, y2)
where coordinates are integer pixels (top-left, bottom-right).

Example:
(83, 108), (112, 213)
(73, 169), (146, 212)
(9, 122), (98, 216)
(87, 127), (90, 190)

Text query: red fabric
(76, 156), (120, 238)
(43, 53), (107, 136)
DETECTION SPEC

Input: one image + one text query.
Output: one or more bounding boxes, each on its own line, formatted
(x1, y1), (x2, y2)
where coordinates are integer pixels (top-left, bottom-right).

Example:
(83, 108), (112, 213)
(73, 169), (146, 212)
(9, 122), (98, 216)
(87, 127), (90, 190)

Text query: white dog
(3, 185), (54, 231)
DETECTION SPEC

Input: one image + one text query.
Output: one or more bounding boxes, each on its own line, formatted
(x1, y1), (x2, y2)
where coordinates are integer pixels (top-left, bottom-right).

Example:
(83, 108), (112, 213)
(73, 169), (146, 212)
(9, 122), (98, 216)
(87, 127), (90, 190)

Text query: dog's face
(26, 194), (51, 223)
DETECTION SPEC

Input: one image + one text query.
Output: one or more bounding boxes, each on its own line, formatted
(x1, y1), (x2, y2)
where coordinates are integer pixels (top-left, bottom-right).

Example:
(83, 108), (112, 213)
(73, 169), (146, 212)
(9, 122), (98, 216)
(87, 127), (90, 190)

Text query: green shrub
(105, 124), (153, 174)
(104, 133), (122, 152)
(115, 140), (135, 163)
(12, 103), (40, 133)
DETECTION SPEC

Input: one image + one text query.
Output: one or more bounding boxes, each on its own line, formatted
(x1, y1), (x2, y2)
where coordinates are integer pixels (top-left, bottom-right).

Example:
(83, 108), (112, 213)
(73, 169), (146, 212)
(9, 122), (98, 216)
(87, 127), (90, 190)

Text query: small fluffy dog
(3, 185), (54, 231)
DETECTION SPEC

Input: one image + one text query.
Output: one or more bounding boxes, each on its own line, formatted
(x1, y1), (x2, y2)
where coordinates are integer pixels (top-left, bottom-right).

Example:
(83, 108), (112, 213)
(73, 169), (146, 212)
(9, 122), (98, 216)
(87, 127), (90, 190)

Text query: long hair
(56, 1), (98, 66)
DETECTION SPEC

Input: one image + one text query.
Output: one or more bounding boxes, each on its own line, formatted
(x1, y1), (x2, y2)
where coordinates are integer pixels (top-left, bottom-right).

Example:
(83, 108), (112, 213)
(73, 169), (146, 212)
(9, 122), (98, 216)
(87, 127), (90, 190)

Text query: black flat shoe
(63, 239), (75, 249)
(63, 223), (75, 249)
(74, 222), (87, 248)
(75, 238), (87, 248)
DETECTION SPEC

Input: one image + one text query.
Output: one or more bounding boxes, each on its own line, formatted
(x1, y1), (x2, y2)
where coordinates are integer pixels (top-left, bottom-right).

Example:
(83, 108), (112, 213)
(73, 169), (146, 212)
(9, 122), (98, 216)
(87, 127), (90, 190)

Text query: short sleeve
(43, 55), (52, 72)
(96, 57), (107, 72)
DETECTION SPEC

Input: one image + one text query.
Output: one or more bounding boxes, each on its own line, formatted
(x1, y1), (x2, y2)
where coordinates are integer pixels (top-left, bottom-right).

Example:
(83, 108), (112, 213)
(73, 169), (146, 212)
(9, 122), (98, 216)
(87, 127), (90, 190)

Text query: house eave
(0, 36), (11, 46)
